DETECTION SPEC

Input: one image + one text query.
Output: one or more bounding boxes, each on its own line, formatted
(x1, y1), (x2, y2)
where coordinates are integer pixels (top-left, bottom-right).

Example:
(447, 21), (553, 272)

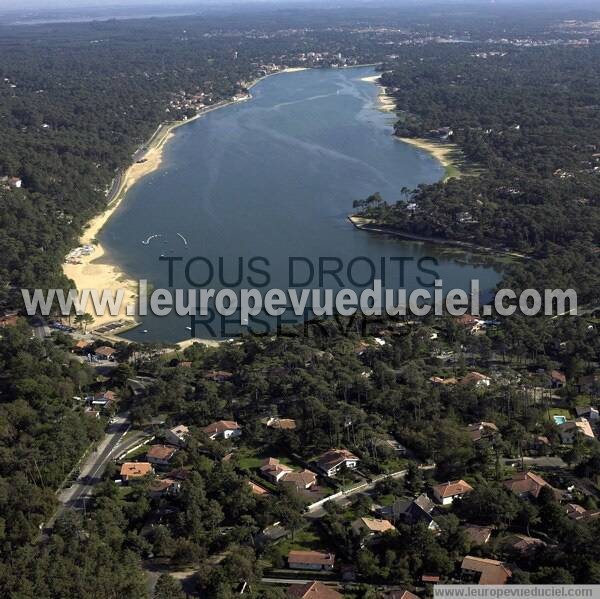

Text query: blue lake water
(99, 66), (500, 342)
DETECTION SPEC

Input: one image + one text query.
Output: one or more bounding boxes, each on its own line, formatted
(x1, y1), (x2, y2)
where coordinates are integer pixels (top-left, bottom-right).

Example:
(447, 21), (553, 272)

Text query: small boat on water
(185, 326), (192, 331)
(142, 234), (162, 245)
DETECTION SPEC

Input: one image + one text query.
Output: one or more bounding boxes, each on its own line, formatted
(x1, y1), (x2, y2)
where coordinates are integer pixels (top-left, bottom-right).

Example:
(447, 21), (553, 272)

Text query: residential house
(263, 416), (297, 430)
(455, 314), (485, 334)
(428, 126), (453, 140)
(379, 494), (439, 531)
(529, 435), (551, 455)
(548, 370), (567, 389)
(287, 581), (342, 599)
(467, 422), (499, 443)
(281, 469), (317, 491)
(202, 420), (242, 440)
(146, 444), (178, 467)
(315, 449), (359, 477)
(374, 437), (407, 455)
(204, 370), (233, 382)
(72, 339), (93, 353)
(558, 418), (595, 444)
(150, 477), (182, 497)
(460, 372), (491, 388)
(94, 346), (117, 361)
(351, 517), (395, 538)
(165, 424), (190, 447)
(120, 462), (154, 482)
(247, 480), (271, 496)
(503, 471), (556, 500)
(430, 376), (458, 386)
(0, 312), (18, 327)
(461, 556), (512, 585)
(463, 525), (493, 547)
(432, 480), (474, 505)
(260, 458), (293, 483)
(163, 467), (190, 482)
(1, 176), (22, 189)
(505, 534), (546, 555)
(575, 406), (600, 422)
(91, 390), (117, 409)
(287, 550), (335, 571)
(259, 523), (289, 544)
(566, 503), (600, 521)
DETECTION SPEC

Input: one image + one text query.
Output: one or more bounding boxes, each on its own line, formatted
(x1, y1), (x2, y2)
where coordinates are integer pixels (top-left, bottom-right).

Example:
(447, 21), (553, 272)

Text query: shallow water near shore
(99, 66), (500, 342)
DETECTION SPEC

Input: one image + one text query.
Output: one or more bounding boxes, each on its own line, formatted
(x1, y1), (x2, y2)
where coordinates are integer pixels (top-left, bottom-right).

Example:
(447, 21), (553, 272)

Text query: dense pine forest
(355, 44), (600, 306)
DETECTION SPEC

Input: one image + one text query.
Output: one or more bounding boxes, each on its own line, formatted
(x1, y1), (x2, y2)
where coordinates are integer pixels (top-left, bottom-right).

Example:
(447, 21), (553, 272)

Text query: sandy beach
(62, 66), (310, 331)
(360, 73), (463, 179)
(397, 137), (463, 180)
(361, 74), (396, 112)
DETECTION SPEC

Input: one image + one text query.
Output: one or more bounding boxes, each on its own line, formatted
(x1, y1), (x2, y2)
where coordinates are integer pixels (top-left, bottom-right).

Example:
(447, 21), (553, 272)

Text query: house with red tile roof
(558, 418), (595, 443)
(288, 550), (335, 571)
(287, 581), (342, 599)
(260, 458), (293, 483)
(120, 462), (154, 482)
(202, 420), (242, 440)
(351, 517), (396, 538)
(385, 591), (420, 599)
(503, 471), (554, 500)
(461, 556), (512, 585)
(432, 480), (474, 505)
(146, 444), (179, 467)
(282, 469), (317, 491)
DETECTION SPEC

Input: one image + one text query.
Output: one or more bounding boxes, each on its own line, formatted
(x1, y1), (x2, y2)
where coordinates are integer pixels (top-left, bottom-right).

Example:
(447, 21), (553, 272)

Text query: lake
(100, 66), (500, 342)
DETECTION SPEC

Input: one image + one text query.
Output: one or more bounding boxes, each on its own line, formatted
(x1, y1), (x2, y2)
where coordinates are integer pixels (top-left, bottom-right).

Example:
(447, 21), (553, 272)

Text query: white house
(146, 444), (178, 467)
(260, 458), (293, 483)
(202, 420), (242, 440)
(558, 418), (595, 444)
(165, 424), (190, 447)
(432, 479), (474, 506)
(315, 449), (359, 477)
(287, 550), (335, 571)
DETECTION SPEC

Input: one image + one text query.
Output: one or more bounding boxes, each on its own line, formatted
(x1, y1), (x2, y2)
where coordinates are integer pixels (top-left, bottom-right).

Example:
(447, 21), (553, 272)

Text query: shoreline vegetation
(347, 215), (529, 261)
(62, 66), (309, 335)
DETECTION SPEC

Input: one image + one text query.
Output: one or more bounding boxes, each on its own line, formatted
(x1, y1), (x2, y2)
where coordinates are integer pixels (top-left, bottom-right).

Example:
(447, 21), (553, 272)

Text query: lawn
(548, 407), (572, 422)
(277, 525), (324, 554)
(235, 447), (296, 470)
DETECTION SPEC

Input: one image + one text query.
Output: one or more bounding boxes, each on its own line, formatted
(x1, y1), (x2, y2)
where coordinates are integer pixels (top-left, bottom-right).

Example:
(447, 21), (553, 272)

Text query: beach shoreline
(359, 73), (464, 180)
(360, 73), (396, 112)
(62, 66), (311, 333)
(397, 137), (463, 180)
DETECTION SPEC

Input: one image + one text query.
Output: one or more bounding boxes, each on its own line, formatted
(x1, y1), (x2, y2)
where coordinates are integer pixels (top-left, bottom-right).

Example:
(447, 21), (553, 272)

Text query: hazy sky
(0, 0), (582, 13)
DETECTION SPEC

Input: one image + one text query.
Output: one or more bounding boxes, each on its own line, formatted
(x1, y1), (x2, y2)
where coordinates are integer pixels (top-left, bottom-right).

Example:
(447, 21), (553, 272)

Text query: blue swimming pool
(553, 415), (567, 425)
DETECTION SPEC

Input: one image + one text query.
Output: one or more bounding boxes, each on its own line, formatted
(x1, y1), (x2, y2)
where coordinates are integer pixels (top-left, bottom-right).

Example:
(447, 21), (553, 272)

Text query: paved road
(41, 413), (149, 537)
(306, 465), (435, 518)
(31, 317), (50, 340)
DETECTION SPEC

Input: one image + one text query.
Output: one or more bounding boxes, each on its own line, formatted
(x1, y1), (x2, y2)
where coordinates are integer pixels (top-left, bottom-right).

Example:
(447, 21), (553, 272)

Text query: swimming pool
(553, 415), (567, 425)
